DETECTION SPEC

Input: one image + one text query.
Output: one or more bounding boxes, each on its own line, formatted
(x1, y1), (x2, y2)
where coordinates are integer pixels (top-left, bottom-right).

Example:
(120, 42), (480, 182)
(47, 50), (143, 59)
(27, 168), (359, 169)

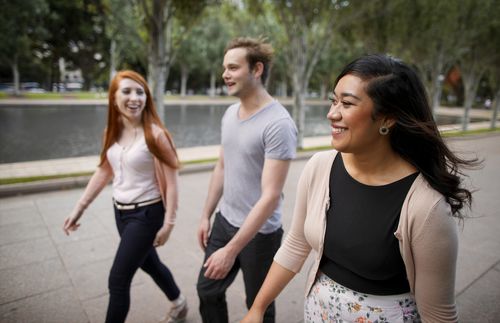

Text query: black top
(319, 154), (419, 295)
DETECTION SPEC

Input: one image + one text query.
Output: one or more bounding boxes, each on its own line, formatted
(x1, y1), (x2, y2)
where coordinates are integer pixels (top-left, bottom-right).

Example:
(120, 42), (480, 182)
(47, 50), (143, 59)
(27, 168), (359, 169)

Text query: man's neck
(238, 86), (274, 118)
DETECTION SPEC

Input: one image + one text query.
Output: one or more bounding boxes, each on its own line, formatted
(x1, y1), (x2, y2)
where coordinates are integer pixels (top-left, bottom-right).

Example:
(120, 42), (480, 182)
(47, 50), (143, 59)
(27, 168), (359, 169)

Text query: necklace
(117, 127), (138, 184)
(119, 126), (138, 152)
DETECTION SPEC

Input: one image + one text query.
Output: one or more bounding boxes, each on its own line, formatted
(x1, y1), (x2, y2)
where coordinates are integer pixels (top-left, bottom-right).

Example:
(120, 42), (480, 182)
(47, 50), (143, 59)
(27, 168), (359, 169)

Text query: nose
(130, 91), (139, 100)
(327, 102), (341, 120)
(222, 68), (228, 79)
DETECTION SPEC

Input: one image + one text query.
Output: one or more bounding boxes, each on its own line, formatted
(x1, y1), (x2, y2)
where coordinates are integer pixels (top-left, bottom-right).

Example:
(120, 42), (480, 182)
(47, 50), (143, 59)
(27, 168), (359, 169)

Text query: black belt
(113, 197), (162, 210)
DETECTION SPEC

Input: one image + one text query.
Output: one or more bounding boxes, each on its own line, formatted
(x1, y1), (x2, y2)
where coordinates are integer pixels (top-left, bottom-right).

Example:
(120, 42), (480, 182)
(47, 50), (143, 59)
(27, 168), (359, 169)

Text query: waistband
(113, 197), (162, 210)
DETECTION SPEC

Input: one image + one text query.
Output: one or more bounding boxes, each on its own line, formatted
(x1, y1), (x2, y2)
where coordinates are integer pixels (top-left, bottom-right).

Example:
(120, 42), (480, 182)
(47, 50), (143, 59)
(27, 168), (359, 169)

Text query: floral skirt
(304, 273), (421, 323)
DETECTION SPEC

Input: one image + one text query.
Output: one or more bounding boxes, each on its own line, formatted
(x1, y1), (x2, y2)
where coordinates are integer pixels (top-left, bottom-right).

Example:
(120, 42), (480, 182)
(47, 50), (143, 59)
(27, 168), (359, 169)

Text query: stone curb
(0, 151), (318, 198)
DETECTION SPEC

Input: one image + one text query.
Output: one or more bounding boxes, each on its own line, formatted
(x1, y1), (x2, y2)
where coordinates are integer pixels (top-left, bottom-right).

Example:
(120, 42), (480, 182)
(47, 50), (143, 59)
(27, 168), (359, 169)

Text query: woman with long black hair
(243, 54), (479, 322)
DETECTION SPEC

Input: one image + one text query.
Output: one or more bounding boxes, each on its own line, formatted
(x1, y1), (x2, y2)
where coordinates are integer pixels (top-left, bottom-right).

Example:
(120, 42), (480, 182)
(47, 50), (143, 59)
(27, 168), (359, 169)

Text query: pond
(0, 104), (482, 163)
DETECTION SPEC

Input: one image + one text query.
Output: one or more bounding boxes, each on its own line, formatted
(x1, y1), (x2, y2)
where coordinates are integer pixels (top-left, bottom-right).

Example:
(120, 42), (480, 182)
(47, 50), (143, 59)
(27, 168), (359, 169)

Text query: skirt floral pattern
(304, 273), (421, 323)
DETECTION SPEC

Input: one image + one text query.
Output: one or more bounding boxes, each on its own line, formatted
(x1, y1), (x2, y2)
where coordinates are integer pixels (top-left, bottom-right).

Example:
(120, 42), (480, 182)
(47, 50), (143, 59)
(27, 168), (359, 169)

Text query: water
(0, 104), (480, 163)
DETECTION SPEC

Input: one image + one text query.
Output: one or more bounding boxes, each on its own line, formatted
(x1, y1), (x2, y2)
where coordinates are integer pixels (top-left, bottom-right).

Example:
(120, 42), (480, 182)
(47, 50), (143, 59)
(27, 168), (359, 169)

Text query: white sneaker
(164, 296), (188, 323)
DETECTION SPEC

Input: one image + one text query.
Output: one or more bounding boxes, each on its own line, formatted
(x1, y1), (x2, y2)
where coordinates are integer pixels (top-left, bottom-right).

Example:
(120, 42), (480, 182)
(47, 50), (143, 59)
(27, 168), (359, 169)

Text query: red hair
(99, 70), (179, 169)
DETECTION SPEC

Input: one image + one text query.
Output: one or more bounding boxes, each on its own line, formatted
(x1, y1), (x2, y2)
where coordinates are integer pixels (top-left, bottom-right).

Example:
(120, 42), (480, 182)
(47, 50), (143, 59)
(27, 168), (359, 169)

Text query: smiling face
(222, 47), (260, 97)
(327, 74), (387, 154)
(114, 78), (146, 125)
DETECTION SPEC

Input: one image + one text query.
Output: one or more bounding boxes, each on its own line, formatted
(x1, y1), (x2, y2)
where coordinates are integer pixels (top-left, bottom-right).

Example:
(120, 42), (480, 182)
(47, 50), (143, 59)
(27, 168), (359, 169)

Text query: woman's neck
(341, 146), (416, 186)
(121, 117), (142, 131)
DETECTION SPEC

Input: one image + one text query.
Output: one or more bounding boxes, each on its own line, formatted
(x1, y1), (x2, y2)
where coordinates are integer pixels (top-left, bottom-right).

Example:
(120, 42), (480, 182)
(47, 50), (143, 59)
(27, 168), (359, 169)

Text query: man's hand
(203, 246), (236, 280)
(197, 217), (211, 250)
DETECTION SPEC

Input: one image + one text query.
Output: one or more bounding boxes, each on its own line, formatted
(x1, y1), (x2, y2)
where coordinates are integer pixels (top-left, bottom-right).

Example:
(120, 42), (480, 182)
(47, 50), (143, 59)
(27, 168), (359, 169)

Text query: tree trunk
(109, 39), (117, 83)
(180, 64), (189, 97)
(146, 0), (171, 111)
(279, 80), (287, 98)
(292, 70), (306, 149)
(209, 70), (216, 97)
(491, 88), (500, 129)
(462, 75), (479, 131)
(12, 56), (20, 96)
(320, 82), (327, 100)
(430, 50), (445, 118)
(461, 72), (482, 131)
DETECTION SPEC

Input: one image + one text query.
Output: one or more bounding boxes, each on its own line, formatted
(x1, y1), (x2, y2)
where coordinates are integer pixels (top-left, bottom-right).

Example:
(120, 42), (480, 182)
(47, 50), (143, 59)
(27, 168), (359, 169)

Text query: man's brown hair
(225, 37), (274, 84)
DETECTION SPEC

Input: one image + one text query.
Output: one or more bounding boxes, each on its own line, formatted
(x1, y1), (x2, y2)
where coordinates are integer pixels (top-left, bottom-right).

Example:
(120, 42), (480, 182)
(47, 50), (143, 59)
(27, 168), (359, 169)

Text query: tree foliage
(0, 0), (48, 94)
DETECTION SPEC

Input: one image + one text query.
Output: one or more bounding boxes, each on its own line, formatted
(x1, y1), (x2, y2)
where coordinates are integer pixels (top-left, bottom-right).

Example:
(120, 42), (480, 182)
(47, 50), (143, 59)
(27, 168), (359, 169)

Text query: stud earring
(379, 126), (389, 135)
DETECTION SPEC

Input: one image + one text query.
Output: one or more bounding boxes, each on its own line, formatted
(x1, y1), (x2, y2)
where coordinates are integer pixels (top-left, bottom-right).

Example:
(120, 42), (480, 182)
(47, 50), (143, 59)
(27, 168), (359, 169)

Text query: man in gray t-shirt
(196, 37), (297, 323)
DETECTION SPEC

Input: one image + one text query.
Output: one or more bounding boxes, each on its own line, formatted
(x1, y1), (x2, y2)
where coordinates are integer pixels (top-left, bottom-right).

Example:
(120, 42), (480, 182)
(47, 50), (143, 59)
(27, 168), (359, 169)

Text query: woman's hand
(241, 309), (264, 323)
(63, 207), (84, 235)
(153, 224), (173, 247)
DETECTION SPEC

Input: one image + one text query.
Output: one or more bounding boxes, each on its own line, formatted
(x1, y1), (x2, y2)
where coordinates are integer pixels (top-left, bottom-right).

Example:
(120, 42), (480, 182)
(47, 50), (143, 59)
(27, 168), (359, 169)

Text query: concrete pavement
(0, 133), (499, 322)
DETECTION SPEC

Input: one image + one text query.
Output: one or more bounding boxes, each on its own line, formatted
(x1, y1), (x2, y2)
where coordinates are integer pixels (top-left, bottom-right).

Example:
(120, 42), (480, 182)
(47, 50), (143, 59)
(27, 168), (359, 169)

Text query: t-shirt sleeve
(264, 117), (298, 160)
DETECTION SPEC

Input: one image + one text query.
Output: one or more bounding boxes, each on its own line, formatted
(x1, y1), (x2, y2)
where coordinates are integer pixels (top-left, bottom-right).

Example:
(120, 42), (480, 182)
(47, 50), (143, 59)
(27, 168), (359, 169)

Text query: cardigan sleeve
(273, 155), (315, 273)
(153, 128), (179, 225)
(411, 198), (459, 322)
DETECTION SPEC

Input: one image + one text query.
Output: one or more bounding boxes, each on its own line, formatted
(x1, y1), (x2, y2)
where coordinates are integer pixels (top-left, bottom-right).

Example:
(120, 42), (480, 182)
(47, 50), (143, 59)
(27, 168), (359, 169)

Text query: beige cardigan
(75, 124), (178, 225)
(274, 150), (459, 322)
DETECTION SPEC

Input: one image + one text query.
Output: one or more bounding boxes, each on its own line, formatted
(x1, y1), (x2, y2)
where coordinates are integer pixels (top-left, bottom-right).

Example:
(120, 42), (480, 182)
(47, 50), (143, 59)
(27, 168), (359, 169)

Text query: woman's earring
(379, 126), (389, 135)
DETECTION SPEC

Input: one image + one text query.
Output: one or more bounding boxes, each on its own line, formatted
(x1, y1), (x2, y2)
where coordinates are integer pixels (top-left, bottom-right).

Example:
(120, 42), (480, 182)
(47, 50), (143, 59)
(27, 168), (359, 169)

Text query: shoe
(164, 296), (188, 323)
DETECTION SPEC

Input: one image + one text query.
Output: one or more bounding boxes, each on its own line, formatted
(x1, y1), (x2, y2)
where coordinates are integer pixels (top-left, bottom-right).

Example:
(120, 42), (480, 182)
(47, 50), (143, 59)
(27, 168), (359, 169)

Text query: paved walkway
(0, 133), (499, 322)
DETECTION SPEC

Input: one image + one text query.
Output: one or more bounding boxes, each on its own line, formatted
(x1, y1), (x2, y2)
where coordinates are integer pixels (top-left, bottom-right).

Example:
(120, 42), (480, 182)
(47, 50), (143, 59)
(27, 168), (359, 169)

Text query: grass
(0, 172), (93, 185)
(441, 127), (500, 137)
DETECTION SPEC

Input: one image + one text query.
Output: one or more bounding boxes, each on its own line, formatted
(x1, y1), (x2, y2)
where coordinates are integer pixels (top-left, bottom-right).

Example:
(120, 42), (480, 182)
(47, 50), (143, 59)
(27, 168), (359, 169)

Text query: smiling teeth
(332, 128), (345, 134)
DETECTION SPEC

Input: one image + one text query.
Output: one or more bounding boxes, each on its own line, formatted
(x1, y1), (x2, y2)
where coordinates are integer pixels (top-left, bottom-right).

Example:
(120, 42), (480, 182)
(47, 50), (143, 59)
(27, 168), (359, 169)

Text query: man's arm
(197, 147), (225, 250)
(203, 158), (291, 280)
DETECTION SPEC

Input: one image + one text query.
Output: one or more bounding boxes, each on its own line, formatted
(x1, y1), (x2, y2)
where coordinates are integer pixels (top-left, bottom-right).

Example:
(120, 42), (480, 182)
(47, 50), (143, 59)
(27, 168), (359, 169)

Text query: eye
(121, 89), (130, 94)
(341, 101), (353, 107)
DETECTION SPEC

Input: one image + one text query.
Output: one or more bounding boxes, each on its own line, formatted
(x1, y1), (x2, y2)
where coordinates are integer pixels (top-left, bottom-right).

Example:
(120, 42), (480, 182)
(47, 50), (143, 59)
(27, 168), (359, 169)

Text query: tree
(36, 0), (111, 91)
(135, 0), (213, 110)
(347, 0), (462, 116)
(249, 0), (349, 148)
(105, 0), (146, 81)
(456, 0), (498, 130)
(0, 0), (48, 95)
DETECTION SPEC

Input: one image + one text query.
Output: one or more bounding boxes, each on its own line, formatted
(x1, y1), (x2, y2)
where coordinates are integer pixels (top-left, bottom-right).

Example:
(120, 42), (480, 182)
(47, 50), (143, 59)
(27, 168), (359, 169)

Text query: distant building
(58, 58), (83, 91)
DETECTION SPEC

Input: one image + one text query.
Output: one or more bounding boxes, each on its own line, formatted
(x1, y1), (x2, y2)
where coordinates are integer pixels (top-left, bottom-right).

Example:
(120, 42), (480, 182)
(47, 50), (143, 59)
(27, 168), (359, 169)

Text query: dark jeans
(197, 212), (283, 323)
(105, 201), (180, 323)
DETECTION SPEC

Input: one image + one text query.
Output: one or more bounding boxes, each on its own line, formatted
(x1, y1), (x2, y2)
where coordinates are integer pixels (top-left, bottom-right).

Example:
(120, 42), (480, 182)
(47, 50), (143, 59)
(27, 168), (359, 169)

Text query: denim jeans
(105, 201), (180, 323)
(197, 212), (283, 323)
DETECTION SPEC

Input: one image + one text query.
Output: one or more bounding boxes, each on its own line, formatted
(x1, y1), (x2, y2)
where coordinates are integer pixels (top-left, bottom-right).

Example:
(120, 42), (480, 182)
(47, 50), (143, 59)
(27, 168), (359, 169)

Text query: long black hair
(335, 54), (479, 217)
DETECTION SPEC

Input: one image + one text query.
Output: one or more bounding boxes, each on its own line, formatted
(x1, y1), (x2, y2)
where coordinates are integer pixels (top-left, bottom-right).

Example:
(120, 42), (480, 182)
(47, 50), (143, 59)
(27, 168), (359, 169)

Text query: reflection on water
(0, 104), (482, 163)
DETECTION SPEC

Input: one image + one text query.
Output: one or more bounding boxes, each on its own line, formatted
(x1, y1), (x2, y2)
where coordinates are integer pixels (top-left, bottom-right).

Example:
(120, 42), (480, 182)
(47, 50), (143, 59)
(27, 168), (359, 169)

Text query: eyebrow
(333, 91), (362, 101)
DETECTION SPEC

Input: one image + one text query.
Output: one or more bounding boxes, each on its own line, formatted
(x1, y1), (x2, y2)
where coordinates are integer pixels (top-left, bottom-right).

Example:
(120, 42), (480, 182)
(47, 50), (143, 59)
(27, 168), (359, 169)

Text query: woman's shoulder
(406, 175), (453, 226)
(409, 175), (445, 205)
(307, 150), (337, 168)
(299, 150), (337, 183)
(150, 123), (164, 137)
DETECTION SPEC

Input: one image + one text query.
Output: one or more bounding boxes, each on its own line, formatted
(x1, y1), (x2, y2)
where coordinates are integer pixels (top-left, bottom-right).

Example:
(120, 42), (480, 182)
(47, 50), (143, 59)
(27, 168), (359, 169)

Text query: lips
(332, 125), (347, 134)
(127, 104), (140, 110)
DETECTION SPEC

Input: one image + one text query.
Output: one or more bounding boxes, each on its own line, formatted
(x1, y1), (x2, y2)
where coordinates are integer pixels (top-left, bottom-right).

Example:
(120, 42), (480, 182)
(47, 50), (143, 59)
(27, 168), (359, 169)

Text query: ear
(252, 61), (264, 79)
(382, 117), (396, 129)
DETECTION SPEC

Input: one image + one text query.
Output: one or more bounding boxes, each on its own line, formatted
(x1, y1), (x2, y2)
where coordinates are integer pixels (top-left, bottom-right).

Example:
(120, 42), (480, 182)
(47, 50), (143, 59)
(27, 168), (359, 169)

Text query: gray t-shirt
(219, 100), (297, 234)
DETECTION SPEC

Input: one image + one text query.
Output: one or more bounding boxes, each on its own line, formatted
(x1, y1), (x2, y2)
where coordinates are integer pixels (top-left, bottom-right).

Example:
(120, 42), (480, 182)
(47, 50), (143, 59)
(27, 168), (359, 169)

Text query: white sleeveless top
(107, 134), (161, 203)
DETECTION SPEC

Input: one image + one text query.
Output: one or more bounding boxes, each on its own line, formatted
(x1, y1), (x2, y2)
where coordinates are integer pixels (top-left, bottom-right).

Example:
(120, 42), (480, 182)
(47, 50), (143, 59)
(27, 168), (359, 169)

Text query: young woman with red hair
(63, 70), (187, 323)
